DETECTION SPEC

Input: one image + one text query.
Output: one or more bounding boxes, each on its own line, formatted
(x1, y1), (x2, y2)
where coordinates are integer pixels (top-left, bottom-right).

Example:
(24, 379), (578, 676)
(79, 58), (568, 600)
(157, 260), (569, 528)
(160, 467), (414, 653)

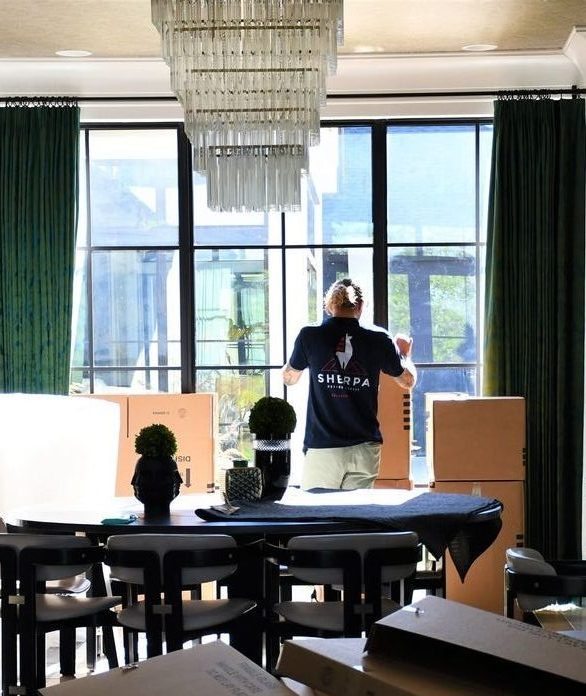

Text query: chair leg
(102, 623), (119, 669)
(20, 625), (37, 696)
(505, 588), (515, 618)
(145, 626), (163, 658)
(265, 626), (281, 675)
(124, 627), (138, 664)
(1, 612), (17, 696)
(59, 627), (76, 677)
(86, 626), (97, 672)
(36, 633), (47, 689)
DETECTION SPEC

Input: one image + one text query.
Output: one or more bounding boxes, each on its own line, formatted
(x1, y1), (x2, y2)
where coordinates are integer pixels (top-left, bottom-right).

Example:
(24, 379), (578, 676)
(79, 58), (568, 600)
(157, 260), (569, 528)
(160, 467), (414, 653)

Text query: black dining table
(4, 487), (503, 666)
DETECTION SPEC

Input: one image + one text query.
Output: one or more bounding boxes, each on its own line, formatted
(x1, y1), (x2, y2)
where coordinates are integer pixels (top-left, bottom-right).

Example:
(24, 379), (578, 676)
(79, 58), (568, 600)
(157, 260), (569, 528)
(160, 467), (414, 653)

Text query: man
(282, 278), (416, 490)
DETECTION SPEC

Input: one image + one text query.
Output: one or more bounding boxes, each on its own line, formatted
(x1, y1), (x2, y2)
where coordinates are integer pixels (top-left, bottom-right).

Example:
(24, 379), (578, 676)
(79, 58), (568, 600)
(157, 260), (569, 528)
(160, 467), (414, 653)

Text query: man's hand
(394, 333), (413, 357)
(282, 363), (303, 386)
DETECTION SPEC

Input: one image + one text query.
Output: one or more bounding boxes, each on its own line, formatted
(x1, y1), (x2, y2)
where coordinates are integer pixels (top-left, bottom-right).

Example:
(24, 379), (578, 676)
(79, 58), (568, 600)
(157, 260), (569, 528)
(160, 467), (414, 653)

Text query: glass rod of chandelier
(206, 144), (305, 212)
(151, 0), (344, 211)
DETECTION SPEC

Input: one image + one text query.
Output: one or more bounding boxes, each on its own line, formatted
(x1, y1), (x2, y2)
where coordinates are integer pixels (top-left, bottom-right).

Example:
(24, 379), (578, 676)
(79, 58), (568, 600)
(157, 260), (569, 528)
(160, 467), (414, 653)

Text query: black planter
(131, 455), (183, 518)
(253, 435), (291, 501)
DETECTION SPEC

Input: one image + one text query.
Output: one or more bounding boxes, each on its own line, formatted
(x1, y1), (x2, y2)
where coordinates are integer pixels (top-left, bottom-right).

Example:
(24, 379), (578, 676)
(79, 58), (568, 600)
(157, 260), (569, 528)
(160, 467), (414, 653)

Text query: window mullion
(177, 125), (195, 393)
(372, 123), (388, 328)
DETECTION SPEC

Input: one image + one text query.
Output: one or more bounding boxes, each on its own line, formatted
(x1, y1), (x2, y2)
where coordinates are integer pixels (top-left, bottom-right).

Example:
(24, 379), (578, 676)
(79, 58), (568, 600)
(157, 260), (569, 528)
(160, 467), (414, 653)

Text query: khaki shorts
(301, 442), (381, 490)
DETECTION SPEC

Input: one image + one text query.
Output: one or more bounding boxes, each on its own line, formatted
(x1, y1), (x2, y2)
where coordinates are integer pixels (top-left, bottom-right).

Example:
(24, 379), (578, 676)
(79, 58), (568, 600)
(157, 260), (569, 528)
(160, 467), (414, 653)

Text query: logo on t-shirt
(317, 333), (370, 393)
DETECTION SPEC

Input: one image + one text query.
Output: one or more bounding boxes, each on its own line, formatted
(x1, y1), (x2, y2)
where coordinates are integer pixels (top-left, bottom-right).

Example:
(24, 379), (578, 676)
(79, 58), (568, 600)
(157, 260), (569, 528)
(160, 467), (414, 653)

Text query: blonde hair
(324, 278), (364, 314)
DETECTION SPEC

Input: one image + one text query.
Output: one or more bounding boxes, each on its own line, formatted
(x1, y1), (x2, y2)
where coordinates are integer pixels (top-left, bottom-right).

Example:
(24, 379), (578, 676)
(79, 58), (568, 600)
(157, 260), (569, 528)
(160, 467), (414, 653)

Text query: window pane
(193, 172), (281, 245)
(194, 249), (283, 367)
(197, 368), (266, 465)
(71, 250), (89, 373)
(88, 129), (179, 246)
(387, 125), (476, 243)
(196, 367), (305, 486)
(70, 368), (181, 394)
(91, 250), (181, 371)
(70, 367), (89, 394)
(388, 246), (476, 364)
(479, 124), (493, 242)
(285, 247), (374, 355)
(196, 367), (286, 469)
(77, 133), (88, 247)
(286, 126), (373, 245)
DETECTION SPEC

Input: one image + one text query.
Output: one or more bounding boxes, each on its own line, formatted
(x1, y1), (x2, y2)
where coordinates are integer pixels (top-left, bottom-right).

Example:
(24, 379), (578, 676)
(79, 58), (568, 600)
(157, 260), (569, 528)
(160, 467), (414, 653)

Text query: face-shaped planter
(131, 455), (183, 518)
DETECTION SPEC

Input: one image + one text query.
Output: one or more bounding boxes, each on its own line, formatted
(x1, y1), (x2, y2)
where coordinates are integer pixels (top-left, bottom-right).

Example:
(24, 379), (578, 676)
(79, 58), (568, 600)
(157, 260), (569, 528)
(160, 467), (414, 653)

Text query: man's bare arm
(394, 357), (417, 390)
(392, 333), (417, 390)
(282, 362), (303, 386)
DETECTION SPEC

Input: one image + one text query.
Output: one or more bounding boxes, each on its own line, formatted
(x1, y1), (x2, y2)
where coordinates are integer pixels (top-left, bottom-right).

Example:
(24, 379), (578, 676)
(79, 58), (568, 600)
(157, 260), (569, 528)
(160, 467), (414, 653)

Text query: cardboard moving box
(377, 374), (411, 481)
(373, 478), (413, 491)
(432, 480), (524, 613)
(127, 393), (216, 496)
(277, 637), (508, 696)
(41, 640), (295, 696)
(76, 393), (217, 496)
(365, 596), (586, 694)
(425, 395), (525, 482)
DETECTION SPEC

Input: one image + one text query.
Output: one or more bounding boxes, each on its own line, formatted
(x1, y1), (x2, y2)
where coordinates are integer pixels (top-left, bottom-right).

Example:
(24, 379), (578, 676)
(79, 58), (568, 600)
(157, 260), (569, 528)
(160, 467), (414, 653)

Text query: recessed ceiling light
(55, 50), (93, 58)
(461, 44), (498, 52)
(353, 45), (385, 53)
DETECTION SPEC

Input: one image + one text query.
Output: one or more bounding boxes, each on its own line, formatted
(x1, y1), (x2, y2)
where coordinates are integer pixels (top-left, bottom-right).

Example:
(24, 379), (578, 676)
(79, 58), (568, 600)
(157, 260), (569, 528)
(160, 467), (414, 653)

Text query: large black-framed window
(71, 119), (492, 483)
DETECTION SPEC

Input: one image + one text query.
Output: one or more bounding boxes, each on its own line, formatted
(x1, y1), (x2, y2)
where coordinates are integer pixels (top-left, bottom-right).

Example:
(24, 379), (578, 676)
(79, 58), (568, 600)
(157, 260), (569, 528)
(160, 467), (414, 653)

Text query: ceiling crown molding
(564, 26), (586, 84)
(0, 40), (583, 121)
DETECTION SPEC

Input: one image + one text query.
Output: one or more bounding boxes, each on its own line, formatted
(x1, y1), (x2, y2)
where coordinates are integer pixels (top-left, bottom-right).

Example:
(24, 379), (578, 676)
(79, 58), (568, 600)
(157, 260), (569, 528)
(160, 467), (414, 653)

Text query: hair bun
(324, 278), (364, 312)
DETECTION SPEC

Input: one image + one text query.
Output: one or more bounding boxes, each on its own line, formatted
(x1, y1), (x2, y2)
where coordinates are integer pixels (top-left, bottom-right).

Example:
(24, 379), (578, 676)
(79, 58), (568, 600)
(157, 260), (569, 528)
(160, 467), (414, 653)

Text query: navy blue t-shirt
(288, 317), (404, 450)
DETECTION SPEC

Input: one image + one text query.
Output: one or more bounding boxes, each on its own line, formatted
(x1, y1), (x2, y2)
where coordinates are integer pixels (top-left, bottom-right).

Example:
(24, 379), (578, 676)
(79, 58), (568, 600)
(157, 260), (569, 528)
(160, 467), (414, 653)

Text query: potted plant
(248, 396), (297, 500)
(131, 423), (183, 518)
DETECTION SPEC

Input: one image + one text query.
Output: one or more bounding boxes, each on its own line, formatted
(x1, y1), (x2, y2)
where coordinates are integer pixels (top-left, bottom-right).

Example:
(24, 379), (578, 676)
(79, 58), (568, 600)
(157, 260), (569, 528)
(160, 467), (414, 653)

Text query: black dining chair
(264, 531), (421, 673)
(104, 533), (258, 662)
(505, 547), (586, 622)
(0, 533), (121, 696)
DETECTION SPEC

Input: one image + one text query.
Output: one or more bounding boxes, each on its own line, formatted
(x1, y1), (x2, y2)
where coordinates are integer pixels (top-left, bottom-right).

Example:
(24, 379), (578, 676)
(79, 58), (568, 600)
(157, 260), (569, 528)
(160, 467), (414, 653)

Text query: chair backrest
(0, 533), (92, 581)
(287, 531), (420, 586)
(505, 547), (557, 611)
(106, 533), (237, 585)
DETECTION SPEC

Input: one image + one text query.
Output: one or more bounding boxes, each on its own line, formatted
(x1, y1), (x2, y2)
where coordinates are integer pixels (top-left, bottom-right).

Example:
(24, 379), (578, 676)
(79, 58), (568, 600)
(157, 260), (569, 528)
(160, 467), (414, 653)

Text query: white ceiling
(3, 0), (586, 58)
(2, 1), (586, 118)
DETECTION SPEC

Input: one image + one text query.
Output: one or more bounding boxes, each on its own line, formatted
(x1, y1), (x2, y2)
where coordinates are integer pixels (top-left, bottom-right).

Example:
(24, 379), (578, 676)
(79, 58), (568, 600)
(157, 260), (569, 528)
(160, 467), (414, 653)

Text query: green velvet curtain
(484, 97), (585, 558)
(0, 99), (80, 394)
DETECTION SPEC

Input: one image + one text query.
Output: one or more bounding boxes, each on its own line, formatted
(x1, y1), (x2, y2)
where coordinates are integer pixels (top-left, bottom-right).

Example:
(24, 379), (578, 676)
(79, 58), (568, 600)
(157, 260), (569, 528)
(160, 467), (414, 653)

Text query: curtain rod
(326, 86), (586, 100)
(1, 86), (584, 105)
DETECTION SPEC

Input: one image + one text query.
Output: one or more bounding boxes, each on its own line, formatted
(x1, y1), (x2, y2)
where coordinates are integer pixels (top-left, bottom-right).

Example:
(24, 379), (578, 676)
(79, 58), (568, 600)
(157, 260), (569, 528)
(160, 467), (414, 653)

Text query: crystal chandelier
(151, 0), (344, 212)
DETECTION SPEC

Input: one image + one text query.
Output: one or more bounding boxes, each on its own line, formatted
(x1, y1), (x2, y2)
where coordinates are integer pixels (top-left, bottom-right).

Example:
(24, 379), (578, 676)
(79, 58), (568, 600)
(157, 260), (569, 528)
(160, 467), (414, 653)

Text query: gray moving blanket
(196, 490), (503, 580)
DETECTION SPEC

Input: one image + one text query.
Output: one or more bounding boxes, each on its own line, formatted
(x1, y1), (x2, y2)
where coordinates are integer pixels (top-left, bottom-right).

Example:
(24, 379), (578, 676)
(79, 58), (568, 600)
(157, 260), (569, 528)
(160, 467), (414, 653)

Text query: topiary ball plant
(134, 423), (178, 459)
(132, 423), (182, 518)
(248, 396), (297, 439)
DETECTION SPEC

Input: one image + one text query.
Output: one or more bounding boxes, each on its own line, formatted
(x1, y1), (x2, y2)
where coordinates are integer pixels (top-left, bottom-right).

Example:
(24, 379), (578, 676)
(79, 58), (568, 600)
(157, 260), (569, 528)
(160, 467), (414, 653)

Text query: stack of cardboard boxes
(374, 373), (412, 490)
(426, 394), (526, 613)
